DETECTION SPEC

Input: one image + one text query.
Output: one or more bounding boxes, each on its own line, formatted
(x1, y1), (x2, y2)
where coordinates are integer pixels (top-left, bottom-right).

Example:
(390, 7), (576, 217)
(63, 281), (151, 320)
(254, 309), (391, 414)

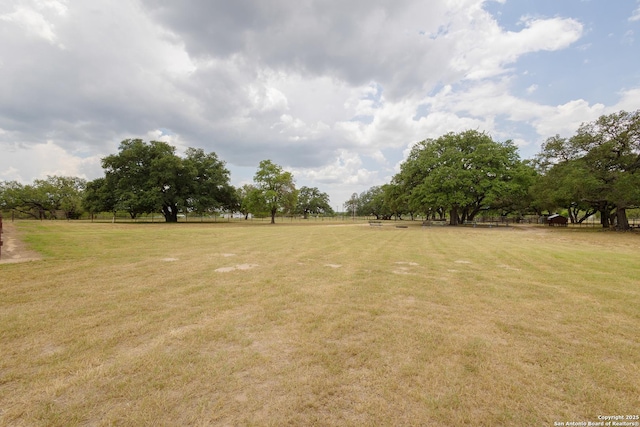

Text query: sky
(1, 0), (640, 209)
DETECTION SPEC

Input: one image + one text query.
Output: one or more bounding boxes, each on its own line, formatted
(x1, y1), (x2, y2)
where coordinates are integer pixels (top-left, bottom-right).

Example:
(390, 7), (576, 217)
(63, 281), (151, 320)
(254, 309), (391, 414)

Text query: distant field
(1, 221), (638, 426)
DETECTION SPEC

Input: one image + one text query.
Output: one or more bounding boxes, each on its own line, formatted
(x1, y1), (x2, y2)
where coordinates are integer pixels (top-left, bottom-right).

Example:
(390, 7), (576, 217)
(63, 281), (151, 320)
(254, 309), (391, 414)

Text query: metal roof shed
(547, 214), (568, 226)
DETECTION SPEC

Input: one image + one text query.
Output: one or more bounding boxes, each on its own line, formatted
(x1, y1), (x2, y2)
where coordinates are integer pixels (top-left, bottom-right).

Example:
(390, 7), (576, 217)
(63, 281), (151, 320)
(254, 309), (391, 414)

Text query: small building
(221, 212), (253, 219)
(547, 214), (568, 226)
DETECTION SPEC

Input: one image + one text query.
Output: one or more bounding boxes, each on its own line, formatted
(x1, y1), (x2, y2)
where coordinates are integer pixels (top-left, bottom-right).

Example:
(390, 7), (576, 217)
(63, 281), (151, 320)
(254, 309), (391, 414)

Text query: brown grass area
(0, 221), (638, 426)
(0, 222), (42, 264)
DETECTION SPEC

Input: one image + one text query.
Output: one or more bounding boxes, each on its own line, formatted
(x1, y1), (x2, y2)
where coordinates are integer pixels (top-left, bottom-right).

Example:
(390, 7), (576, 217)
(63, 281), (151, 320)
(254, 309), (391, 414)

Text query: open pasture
(1, 221), (639, 426)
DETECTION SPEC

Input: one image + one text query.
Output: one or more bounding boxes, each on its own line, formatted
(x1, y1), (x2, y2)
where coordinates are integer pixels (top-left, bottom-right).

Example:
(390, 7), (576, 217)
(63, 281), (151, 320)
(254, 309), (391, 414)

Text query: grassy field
(0, 220), (638, 426)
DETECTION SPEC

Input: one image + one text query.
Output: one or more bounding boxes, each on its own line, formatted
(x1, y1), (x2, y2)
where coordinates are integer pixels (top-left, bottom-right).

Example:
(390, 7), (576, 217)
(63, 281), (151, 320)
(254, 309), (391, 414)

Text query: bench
(369, 220), (383, 227)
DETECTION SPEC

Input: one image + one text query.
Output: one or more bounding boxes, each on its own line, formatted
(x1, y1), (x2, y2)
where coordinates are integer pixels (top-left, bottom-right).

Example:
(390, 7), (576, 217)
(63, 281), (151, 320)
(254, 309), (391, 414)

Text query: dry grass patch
(0, 221), (638, 425)
(0, 222), (42, 264)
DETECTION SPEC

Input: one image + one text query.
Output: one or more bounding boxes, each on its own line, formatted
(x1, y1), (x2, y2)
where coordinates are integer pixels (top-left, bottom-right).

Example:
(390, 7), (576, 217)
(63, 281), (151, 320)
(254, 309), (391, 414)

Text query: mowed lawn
(1, 221), (638, 426)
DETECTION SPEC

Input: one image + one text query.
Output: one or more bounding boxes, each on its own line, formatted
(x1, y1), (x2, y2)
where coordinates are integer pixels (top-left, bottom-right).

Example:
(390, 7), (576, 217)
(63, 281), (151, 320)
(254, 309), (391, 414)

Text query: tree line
(0, 139), (333, 224)
(2, 110), (638, 229)
(344, 110), (640, 230)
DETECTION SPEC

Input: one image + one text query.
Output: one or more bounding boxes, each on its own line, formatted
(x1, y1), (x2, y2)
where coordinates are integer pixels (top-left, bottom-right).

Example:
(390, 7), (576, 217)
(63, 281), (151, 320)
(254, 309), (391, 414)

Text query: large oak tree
(90, 139), (233, 222)
(396, 130), (526, 225)
(296, 186), (333, 219)
(536, 110), (640, 229)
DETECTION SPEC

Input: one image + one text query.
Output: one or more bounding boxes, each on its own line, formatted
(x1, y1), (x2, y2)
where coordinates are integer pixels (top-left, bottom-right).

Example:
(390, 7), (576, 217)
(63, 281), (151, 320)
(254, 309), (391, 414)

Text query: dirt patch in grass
(392, 261), (420, 275)
(324, 264), (342, 268)
(392, 267), (413, 275)
(0, 222), (42, 264)
(497, 263), (521, 271)
(215, 264), (259, 272)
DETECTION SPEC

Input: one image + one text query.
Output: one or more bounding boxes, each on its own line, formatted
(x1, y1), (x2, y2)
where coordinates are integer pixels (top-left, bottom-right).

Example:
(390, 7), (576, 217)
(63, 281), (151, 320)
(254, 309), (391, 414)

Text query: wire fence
(2, 210), (639, 229)
(0, 214), (3, 259)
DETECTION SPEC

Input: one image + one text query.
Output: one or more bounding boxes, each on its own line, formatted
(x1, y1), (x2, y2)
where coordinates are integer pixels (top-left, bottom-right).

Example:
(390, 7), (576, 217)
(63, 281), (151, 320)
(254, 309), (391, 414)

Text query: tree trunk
(270, 208), (277, 224)
(616, 207), (630, 230)
(449, 206), (459, 226)
(163, 205), (179, 222)
(568, 206), (578, 224)
(576, 208), (596, 224)
(599, 208), (611, 228)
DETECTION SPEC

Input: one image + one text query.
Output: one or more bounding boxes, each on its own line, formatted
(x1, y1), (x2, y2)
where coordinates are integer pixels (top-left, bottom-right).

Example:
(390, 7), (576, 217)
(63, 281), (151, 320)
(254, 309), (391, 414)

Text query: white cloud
(0, 0), (67, 47)
(0, 140), (102, 182)
(451, 16), (583, 80)
(630, 2), (640, 22)
(610, 88), (640, 112)
(1, 0), (639, 206)
(532, 100), (606, 138)
(295, 150), (375, 185)
(396, 78), (612, 157)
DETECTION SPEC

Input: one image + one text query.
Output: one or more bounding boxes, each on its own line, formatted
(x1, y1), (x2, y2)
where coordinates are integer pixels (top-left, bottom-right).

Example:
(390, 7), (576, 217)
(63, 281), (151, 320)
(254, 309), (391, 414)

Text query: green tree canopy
(0, 176), (85, 219)
(95, 139), (233, 222)
(343, 192), (360, 218)
(236, 184), (261, 220)
(357, 186), (393, 220)
(529, 156), (598, 223)
(396, 130), (524, 225)
(296, 186), (333, 219)
(83, 177), (118, 216)
(253, 160), (297, 224)
(183, 148), (238, 215)
(536, 110), (640, 229)
(381, 182), (411, 220)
